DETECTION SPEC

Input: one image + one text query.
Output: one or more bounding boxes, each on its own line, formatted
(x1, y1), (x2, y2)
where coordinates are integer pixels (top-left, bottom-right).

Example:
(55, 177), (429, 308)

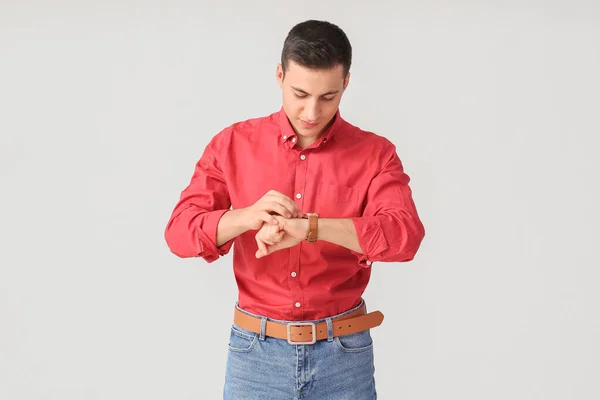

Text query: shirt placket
(288, 146), (309, 320)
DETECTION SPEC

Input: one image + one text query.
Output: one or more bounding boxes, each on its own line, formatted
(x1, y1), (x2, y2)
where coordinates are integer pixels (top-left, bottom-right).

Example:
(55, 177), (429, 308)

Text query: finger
(269, 241), (283, 253)
(262, 235), (278, 246)
(261, 235), (277, 245)
(255, 247), (269, 258)
(267, 202), (293, 218)
(262, 244), (273, 257)
(266, 192), (301, 218)
(267, 189), (282, 196)
(255, 236), (268, 257)
(276, 195), (302, 218)
(256, 231), (271, 245)
(268, 229), (283, 244)
(264, 225), (284, 245)
(258, 211), (279, 225)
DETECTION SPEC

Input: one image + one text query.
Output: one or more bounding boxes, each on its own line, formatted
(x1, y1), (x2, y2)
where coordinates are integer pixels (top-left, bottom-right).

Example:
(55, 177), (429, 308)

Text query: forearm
(318, 218), (363, 254)
(216, 208), (249, 247)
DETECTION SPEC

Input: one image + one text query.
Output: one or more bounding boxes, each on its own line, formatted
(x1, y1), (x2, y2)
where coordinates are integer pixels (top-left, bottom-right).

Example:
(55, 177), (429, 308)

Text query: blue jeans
(223, 300), (377, 399)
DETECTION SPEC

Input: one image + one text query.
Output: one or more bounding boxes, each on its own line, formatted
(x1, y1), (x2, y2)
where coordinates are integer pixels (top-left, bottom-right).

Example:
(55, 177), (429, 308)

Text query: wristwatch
(301, 213), (319, 243)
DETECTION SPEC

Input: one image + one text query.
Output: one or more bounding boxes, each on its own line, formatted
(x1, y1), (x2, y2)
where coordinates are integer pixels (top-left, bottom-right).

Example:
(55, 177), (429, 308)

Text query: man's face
(277, 60), (349, 140)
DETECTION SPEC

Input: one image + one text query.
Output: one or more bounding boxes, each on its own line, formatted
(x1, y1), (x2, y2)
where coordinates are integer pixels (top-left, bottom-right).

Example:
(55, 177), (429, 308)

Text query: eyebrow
(291, 86), (339, 96)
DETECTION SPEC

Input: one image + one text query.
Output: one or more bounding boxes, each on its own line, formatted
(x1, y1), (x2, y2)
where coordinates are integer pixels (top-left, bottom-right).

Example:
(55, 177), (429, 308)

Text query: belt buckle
(286, 322), (316, 345)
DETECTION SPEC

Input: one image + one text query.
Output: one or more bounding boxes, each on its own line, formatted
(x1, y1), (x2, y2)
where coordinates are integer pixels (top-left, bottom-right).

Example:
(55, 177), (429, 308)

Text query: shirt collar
(278, 107), (342, 149)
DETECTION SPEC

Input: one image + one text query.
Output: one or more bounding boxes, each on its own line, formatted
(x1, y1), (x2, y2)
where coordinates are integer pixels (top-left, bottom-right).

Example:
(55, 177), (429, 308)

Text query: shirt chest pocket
(313, 183), (361, 218)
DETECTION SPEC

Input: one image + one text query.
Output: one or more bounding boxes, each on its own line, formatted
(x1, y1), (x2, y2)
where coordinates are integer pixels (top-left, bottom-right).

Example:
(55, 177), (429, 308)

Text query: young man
(164, 20), (425, 399)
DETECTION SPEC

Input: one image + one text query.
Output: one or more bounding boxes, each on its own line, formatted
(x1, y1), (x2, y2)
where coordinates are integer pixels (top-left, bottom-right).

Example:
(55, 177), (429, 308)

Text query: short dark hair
(281, 20), (352, 77)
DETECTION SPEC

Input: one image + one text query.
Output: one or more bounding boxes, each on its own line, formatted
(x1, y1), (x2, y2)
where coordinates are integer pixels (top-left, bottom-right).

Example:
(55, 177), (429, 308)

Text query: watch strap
(302, 213), (319, 243)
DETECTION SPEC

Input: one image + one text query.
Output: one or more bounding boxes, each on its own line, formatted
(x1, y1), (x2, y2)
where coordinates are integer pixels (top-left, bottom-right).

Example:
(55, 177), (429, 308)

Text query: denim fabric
(223, 301), (377, 399)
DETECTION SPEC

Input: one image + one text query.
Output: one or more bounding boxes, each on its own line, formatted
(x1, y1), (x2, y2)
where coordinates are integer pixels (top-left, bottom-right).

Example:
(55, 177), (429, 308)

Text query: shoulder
(207, 111), (278, 149)
(200, 113), (277, 154)
(338, 119), (398, 158)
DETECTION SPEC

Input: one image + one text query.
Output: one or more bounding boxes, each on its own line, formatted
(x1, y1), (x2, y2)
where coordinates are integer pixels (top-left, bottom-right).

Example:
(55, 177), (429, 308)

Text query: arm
(253, 145), (425, 263)
(253, 216), (362, 258)
(348, 144), (425, 267)
(216, 208), (251, 247)
(164, 130), (235, 262)
(317, 218), (363, 254)
(219, 194), (302, 247)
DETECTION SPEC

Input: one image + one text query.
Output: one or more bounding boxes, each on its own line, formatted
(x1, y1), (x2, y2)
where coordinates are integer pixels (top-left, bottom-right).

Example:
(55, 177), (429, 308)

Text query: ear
(343, 72), (350, 90)
(276, 64), (284, 88)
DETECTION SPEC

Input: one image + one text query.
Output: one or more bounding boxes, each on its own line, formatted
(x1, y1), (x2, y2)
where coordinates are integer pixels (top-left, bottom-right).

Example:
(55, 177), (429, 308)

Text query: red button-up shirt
(164, 108), (425, 320)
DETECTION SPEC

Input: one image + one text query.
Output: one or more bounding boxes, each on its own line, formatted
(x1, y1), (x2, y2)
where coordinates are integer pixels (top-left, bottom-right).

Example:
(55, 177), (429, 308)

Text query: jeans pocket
(334, 329), (374, 353)
(228, 325), (258, 353)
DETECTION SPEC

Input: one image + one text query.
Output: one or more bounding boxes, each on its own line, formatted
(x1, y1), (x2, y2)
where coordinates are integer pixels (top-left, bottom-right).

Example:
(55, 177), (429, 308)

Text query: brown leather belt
(233, 303), (384, 345)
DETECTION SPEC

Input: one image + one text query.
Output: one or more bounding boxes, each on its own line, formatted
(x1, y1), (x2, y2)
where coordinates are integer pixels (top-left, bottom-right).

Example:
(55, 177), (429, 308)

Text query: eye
(294, 93), (307, 99)
(322, 97), (335, 102)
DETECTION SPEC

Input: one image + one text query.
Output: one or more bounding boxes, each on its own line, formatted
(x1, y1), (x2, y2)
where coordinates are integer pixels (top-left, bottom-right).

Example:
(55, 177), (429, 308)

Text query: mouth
(300, 120), (319, 129)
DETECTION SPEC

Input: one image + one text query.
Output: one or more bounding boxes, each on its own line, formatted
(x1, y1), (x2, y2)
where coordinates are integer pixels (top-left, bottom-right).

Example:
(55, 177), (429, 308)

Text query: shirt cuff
(350, 217), (389, 267)
(197, 209), (233, 262)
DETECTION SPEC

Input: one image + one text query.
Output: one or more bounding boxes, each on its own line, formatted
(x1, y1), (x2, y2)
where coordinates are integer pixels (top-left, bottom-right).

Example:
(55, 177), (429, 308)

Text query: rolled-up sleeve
(164, 129), (235, 262)
(350, 145), (425, 267)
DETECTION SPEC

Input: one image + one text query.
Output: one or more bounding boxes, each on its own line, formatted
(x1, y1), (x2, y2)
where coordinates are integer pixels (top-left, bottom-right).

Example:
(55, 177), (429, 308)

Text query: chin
(300, 124), (322, 133)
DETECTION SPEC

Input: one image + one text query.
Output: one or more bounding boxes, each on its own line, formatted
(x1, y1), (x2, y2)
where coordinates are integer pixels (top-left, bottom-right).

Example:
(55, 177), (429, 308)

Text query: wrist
(302, 218), (310, 239)
(301, 212), (319, 242)
(233, 208), (252, 231)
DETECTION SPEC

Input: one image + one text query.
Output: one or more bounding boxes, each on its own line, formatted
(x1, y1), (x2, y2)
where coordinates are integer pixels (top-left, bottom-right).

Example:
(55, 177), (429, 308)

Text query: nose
(305, 100), (320, 122)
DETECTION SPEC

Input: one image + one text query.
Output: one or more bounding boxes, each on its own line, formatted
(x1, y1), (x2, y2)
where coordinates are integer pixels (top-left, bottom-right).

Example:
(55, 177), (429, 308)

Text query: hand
(254, 219), (285, 252)
(255, 216), (309, 258)
(240, 190), (302, 231)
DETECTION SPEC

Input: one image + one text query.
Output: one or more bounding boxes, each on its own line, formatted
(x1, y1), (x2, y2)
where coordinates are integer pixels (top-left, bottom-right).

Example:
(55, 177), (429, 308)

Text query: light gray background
(1, 1), (599, 399)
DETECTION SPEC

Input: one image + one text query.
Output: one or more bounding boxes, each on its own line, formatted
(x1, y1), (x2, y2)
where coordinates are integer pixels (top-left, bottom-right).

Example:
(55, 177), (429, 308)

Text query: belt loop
(326, 318), (334, 342)
(259, 317), (267, 341)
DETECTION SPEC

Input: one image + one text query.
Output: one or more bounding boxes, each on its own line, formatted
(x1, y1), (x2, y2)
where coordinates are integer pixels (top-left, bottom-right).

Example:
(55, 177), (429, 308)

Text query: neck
(297, 136), (317, 149)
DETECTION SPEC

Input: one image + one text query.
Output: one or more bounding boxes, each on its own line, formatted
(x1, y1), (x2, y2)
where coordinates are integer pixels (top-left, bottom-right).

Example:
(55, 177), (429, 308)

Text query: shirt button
(283, 135), (287, 140)
(296, 193), (302, 199)
(291, 272), (297, 277)
(366, 260), (372, 266)
(292, 137), (297, 143)
(295, 302), (301, 308)
(300, 155), (306, 160)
